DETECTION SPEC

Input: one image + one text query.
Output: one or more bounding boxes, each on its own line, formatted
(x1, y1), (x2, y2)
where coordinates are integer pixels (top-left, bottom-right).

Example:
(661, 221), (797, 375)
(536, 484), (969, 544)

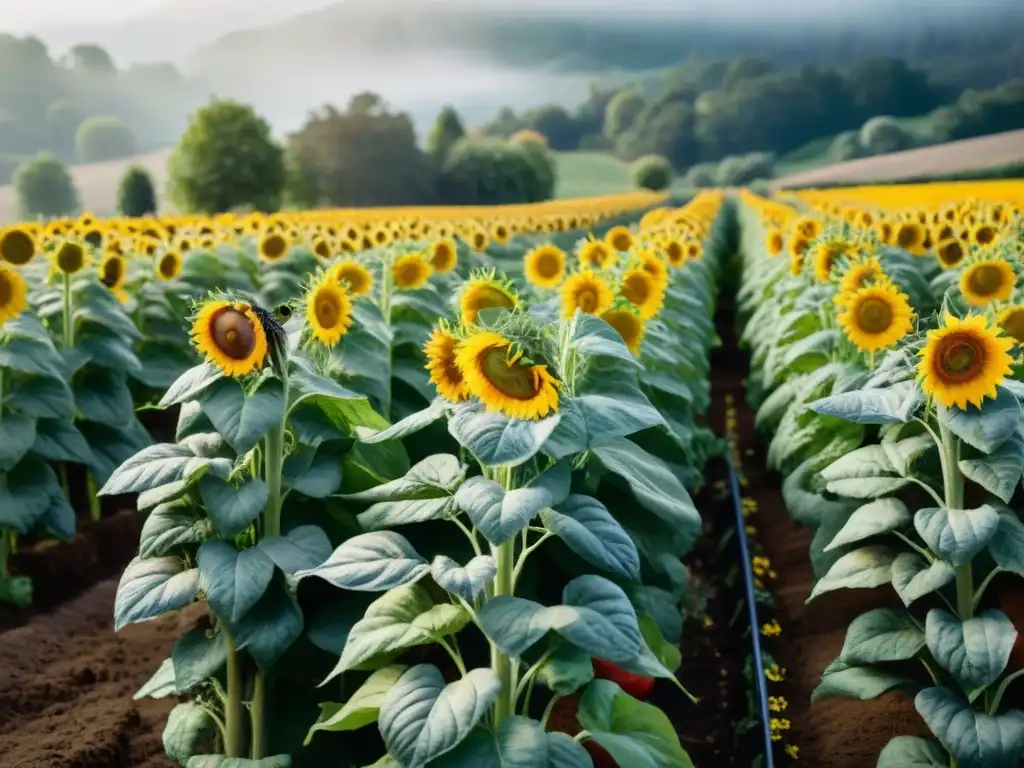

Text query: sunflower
(876, 220), (895, 245)
(470, 230), (489, 253)
(491, 221), (511, 244)
(392, 253), (432, 290)
(960, 259), (1016, 307)
(455, 330), (559, 420)
(602, 309), (645, 356)
(0, 227), (36, 266)
(460, 276), (520, 324)
(604, 225), (633, 253)
(423, 325), (469, 402)
(918, 313), (1014, 409)
(191, 300), (269, 377)
(895, 221), (927, 255)
(997, 305), (1024, 345)
(560, 269), (614, 319)
(620, 267), (664, 320)
(156, 251), (183, 281)
(429, 239), (458, 273)
(765, 229), (785, 256)
(837, 283), (914, 353)
(788, 235), (810, 277)
(578, 239), (616, 270)
(935, 238), (967, 269)
(0, 264), (29, 325)
(835, 258), (885, 303)
(329, 259), (373, 296)
(685, 241), (703, 260)
(635, 249), (669, 287)
(305, 275), (353, 347)
(971, 224), (999, 247)
(812, 242), (845, 283)
(523, 244), (567, 289)
(371, 226), (392, 248)
(311, 236), (333, 259)
(99, 253), (128, 292)
(258, 231), (290, 262)
(52, 240), (89, 276)
(662, 239), (686, 267)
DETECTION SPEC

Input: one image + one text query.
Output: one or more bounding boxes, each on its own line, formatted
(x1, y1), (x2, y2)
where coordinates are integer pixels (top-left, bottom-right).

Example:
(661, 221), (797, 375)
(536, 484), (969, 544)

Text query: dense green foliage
(426, 106), (467, 161)
(630, 154), (673, 190)
(12, 153), (80, 218)
(438, 136), (556, 205)
(116, 165), (158, 217)
(167, 100), (286, 214)
(859, 116), (913, 156)
(75, 115), (138, 162)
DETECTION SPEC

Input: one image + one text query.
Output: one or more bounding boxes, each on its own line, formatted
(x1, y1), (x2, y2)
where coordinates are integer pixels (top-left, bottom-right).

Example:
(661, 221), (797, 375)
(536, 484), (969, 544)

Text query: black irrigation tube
(726, 454), (777, 768)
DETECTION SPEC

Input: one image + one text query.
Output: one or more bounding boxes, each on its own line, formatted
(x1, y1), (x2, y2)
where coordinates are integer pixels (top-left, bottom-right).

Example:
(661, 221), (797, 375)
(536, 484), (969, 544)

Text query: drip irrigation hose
(726, 454), (776, 768)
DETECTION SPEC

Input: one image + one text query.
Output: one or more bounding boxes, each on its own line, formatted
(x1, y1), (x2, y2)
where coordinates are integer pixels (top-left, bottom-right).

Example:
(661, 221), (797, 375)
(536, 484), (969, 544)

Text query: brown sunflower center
(261, 235), (288, 260)
(314, 240), (331, 258)
(937, 335), (985, 382)
(768, 234), (783, 253)
(975, 226), (996, 245)
(856, 297), (893, 334)
(0, 230), (35, 265)
(101, 258), (124, 287)
(937, 241), (964, 267)
(159, 254), (179, 278)
(1000, 310), (1024, 344)
(575, 288), (600, 313)
(0, 271), (13, 305)
(897, 224), (919, 248)
(432, 244), (454, 268)
(339, 267), (368, 293)
(611, 234), (631, 251)
(56, 242), (85, 273)
(967, 264), (1006, 297)
(481, 348), (538, 400)
(396, 261), (425, 286)
(665, 242), (684, 263)
(315, 290), (342, 329)
(622, 273), (651, 305)
(536, 252), (562, 279)
(211, 307), (258, 360)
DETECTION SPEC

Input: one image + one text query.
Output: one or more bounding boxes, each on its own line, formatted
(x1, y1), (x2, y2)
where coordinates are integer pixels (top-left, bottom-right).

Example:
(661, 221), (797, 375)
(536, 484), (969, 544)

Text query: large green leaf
(296, 531), (429, 591)
(349, 454), (464, 530)
(915, 686), (1024, 768)
(959, 434), (1024, 504)
(198, 475), (268, 537)
(305, 665), (407, 743)
(541, 495), (641, 581)
(877, 736), (946, 767)
(940, 389), (1022, 453)
(988, 511), (1024, 576)
(810, 381), (922, 424)
(891, 552), (956, 606)
(197, 540), (275, 624)
(430, 554), (496, 601)
(925, 608), (1017, 692)
(839, 607), (926, 665)
(448, 403), (560, 468)
(914, 505), (1000, 566)
(434, 717), (594, 768)
(812, 661), (914, 701)
(808, 546), (897, 600)
(113, 556), (199, 630)
(826, 498), (911, 551)
(199, 377), (285, 454)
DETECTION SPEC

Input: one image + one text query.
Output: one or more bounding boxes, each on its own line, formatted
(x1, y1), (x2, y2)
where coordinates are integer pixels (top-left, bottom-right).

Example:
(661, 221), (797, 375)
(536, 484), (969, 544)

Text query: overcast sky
(4, 0), (164, 30)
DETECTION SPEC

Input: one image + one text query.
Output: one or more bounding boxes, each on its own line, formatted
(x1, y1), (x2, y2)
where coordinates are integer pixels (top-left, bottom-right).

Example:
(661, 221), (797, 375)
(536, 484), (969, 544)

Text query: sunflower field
(0, 188), (730, 768)
(736, 180), (1024, 767)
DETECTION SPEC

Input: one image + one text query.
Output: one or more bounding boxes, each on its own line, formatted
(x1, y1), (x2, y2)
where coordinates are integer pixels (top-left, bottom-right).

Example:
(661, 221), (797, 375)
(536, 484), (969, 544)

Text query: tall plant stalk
(937, 419), (972, 620)
(222, 627), (245, 757)
(490, 465), (517, 727)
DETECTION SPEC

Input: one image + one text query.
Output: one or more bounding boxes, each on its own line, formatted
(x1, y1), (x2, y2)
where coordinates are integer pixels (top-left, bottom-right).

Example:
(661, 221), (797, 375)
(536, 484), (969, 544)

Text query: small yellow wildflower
(761, 619), (782, 637)
(768, 696), (788, 712)
(766, 664), (786, 682)
(785, 744), (800, 759)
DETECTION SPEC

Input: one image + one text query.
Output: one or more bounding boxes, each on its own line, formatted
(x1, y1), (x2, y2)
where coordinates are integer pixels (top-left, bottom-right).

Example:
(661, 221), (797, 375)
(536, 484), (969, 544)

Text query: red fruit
(584, 740), (619, 768)
(591, 658), (656, 699)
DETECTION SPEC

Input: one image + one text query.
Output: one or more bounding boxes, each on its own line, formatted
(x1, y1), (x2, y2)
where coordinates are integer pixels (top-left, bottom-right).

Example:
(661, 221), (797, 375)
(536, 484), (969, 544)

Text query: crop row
(0, 189), (724, 768)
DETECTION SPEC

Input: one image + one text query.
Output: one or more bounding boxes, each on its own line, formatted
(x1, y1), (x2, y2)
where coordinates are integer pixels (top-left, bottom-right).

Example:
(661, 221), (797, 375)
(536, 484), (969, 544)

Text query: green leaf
(305, 665), (407, 743)
(941, 388), (1022, 453)
(74, 366), (134, 426)
(891, 552), (956, 606)
(0, 454), (55, 532)
(0, 337), (65, 377)
(914, 505), (1000, 566)
(839, 607), (926, 665)
(288, 402), (353, 449)
(638, 613), (681, 673)
(7, 374), (75, 420)
(882, 433), (936, 476)
(826, 498), (911, 552)
(258, 525), (331, 574)
(186, 756), (291, 768)
(915, 686), (1024, 768)
(0, 412), (36, 471)
(577, 679), (694, 768)
(925, 609), (1018, 692)
(76, 333), (143, 375)
(541, 495), (641, 581)
(135, 658), (178, 700)
(159, 363), (224, 408)
(172, 626), (227, 694)
(960, 434), (1024, 504)
(812, 663), (914, 701)
(132, 343), (195, 390)
(349, 454), (464, 530)
(448, 402), (561, 468)
(139, 500), (207, 558)
(810, 381), (922, 424)
(198, 475), (269, 537)
(571, 311), (642, 368)
(99, 443), (218, 496)
(877, 736), (946, 767)
(199, 378), (285, 454)
(326, 583), (470, 679)
(163, 701), (213, 766)
(988, 512), (1024, 576)
(197, 540), (275, 624)
(429, 554), (496, 601)
(478, 575), (642, 662)
(808, 546), (897, 600)
(378, 665), (501, 768)
(537, 642), (595, 696)
(232, 579), (304, 669)
(30, 418), (94, 465)
(433, 717), (595, 768)
(455, 476), (550, 546)
(114, 556), (199, 630)
(360, 399), (446, 444)
(296, 531), (429, 591)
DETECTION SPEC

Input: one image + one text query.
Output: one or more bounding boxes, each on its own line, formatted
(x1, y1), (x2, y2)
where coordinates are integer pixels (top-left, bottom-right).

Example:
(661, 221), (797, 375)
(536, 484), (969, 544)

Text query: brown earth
(772, 129), (1024, 189)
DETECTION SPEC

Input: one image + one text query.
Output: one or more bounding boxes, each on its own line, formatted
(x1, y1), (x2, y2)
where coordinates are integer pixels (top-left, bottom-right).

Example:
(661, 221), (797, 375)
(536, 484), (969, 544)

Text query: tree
(13, 153), (79, 219)
(427, 106), (466, 161)
(723, 58), (774, 91)
(167, 99), (285, 214)
(616, 101), (698, 169)
(0, 114), (35, 154)
(829, 131), (863, 161)
(75, 116), (137, 162)
(117, 165), (157, 217)
(286, 95), (436, 208)
(631, 155), (673, 190)
(846, 58), (939, 120)
(64, 44), (116, 74)
(44, 99), (84, 157)
(859, 116), (913, 155)
(603, 89), (645, 140)
(517, 105), (582, 151)
(438, 137), (554, 205)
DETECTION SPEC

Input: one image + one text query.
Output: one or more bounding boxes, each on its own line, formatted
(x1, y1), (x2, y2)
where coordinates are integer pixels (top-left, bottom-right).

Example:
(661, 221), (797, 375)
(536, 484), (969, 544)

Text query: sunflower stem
(379, 254), (395, 417)
(251, 372), (289, 760)
(938, 419), (972, 620)
(490, 465), (517, 729)
(87, 473), (101, 522)
(61, 272), (74, 348)
(222, 625), (246, 758)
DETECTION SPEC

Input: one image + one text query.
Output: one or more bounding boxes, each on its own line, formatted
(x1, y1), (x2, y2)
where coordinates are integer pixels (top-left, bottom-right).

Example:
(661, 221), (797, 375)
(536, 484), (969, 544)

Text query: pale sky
(4, 0), (167, 30)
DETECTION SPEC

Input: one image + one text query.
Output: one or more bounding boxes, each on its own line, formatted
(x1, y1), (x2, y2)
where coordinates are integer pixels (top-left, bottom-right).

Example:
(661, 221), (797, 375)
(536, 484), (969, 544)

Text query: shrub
(577, 133), (613, 151)
(859, 116), (913, 156)
(682, 163), (718, 188)
(13, 153), (80, 219)
(116, 165), (157, 217)
(603, 88), (645, 139)
(44, 100), (84, 158)
(75, 116), (137, 162)
(510, 129), (548, 149)
(167, 99), (285, 214)
(438, 137), (555, 205)
(631, 154), (673, 190)
(715, 152), (776, 186)
(426, 106), (466, 161)
(829, 131), (863, 161)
